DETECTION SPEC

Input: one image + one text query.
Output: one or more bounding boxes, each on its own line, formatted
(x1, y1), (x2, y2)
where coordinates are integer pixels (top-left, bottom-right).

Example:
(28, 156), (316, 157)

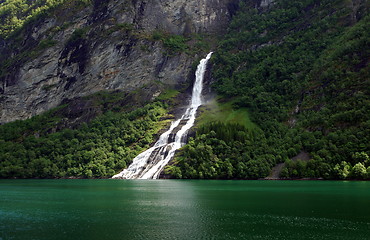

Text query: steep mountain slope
(0, 0), (369, 179)
(0, 0), (237, 123)
(0, 0), (238, 178)
(168, 0), (370, 179)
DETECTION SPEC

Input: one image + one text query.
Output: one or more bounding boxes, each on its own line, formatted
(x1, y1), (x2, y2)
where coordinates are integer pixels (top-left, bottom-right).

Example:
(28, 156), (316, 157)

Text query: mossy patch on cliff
(0, 0), (92, 38)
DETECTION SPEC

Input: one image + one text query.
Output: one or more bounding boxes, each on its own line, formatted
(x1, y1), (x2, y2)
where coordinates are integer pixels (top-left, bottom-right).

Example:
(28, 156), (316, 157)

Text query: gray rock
(0, 0), (238, 123)
(260, 0), (274, 8)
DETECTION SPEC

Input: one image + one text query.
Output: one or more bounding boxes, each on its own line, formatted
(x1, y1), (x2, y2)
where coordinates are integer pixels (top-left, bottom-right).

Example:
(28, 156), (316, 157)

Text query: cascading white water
(112, 52), (213, 179)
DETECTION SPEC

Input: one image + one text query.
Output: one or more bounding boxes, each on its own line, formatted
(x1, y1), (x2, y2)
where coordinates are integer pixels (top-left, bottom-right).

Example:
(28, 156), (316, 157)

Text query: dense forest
(167, 0), (370, 179)
(0, 90), (171, 178)
(0, 0), (369, 179)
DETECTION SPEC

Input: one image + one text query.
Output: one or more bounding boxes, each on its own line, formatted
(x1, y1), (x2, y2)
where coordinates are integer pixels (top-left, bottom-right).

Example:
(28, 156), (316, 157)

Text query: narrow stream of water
(112, 52), (213, 179)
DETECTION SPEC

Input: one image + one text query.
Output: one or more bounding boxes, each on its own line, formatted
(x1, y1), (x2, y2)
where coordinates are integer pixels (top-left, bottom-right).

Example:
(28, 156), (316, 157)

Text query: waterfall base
(112, 52), (213, 179)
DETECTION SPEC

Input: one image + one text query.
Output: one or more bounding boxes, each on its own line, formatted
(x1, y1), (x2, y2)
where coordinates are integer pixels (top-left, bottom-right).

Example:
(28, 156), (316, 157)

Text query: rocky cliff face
(0, 0), (238, 123)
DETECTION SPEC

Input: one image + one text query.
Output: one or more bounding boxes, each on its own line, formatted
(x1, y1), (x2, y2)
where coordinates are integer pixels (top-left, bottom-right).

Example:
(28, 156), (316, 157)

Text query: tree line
(0, 99), (168, 178)
(169, 0), (369, 179)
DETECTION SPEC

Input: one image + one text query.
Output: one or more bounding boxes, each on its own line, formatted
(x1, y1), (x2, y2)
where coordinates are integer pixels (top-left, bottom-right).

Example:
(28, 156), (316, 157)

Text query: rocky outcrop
(0, 0), (238, 123)
(260, 0), (274, 8)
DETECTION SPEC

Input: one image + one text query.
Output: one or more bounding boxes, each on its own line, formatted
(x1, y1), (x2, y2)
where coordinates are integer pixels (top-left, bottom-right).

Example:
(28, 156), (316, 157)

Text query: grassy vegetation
(155, 88), (180, 102)
(148, 30), (189, 56)
(147, 30), (213, 56)
(197, 99), (256, 130)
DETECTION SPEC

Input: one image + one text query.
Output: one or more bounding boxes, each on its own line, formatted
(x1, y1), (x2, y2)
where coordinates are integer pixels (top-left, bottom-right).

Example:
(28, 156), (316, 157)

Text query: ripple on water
(1, 180), (370, 240)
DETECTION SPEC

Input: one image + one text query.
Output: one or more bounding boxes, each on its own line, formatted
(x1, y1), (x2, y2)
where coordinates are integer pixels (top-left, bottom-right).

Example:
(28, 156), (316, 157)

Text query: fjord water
(113, 52), (213, 179)
(1, 180), (369, 240)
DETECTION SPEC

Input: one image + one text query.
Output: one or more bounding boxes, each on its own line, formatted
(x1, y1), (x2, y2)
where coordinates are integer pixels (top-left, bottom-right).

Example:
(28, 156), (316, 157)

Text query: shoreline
(1, 177), (369, 181)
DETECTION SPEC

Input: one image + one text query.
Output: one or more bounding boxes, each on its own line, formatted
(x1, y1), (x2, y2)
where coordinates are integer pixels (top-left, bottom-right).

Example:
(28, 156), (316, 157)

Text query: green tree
(351, 163), (367, 179)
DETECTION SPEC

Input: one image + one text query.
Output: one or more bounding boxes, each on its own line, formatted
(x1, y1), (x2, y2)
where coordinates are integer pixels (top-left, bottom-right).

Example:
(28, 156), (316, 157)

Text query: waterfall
(112, 52), (213, 179)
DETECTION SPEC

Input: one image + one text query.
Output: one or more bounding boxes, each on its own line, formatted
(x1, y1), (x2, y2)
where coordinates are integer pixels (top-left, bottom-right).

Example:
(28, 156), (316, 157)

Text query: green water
(0, 180), (369, 240)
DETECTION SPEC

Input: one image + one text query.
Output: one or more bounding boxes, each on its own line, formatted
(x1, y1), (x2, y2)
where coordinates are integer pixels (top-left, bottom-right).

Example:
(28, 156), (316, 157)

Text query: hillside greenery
(0, 92), (170, 178)
(0, 0), (369, 180)
(0, 0), (91, 38)
(0, 0), (93, 79)
(167, 0), (370, 179)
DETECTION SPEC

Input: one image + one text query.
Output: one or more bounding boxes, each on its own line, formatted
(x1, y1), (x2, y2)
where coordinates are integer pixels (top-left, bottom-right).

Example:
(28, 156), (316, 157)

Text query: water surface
(1, 180), (369, 239)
